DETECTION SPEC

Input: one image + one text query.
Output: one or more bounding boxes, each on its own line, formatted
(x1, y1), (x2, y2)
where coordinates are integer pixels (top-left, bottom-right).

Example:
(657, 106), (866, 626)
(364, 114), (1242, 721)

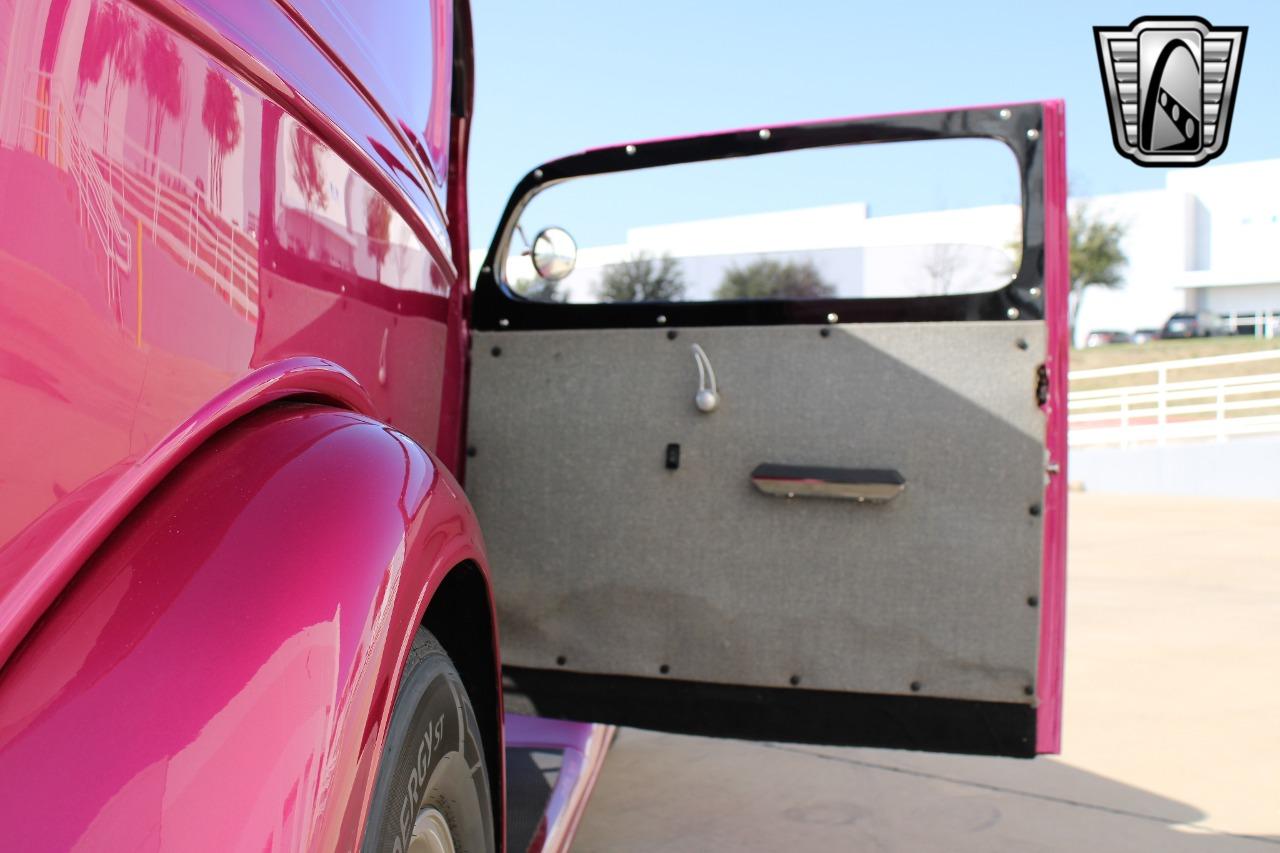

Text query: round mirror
(530, 227), (577, 281)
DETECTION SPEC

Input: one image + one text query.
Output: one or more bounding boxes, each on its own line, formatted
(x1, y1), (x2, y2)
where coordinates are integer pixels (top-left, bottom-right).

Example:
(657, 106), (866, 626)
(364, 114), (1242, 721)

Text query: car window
(503, 137), (1022, 304)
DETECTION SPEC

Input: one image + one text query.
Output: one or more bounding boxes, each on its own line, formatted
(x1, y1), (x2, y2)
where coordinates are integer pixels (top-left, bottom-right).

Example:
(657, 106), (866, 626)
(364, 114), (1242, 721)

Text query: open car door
(467, 102), (1068, 758)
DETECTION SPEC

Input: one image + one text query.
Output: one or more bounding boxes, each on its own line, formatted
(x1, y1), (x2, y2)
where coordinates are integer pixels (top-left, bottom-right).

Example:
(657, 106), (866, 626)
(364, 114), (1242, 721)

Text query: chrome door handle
(751, 464), (905, 503)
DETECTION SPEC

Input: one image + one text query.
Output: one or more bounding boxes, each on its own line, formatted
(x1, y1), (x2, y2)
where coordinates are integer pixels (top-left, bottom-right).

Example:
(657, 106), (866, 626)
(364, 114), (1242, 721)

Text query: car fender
(0, 403), (497, 851)
(0, 357), (379, 672)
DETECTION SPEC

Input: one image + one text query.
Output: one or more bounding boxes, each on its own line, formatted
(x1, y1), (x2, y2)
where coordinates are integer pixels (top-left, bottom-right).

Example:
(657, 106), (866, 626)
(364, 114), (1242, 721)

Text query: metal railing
(18, 70), (258, 324)
(1069, 349), (1280, 447)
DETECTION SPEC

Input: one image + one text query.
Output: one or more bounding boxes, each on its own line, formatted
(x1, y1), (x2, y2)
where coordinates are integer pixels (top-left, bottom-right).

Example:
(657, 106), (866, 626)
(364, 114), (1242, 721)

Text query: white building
(480, 158), (1280, 343)
(1166, 160), (1280, 317)
(1074, 159), (1280, 338)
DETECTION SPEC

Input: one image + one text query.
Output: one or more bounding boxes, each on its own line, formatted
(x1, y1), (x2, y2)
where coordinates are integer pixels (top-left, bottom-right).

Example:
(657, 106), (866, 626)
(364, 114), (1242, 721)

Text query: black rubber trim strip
(502, 667), (1037, 758)
(751, 463), (905, 486)
(473, 102), (1046, 331)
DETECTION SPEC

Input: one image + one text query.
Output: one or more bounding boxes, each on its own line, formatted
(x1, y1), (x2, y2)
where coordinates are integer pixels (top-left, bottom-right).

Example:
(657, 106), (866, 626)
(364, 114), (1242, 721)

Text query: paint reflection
(0, 0), (451, 579)
(274, 114), (439, 293)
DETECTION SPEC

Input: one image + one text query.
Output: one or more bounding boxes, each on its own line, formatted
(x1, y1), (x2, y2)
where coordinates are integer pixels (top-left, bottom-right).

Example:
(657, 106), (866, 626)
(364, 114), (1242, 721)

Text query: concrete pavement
(572, 493), (1280, 851)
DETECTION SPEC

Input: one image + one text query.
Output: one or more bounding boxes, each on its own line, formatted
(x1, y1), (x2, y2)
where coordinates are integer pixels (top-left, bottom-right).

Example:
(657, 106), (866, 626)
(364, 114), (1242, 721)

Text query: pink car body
(0, 0), (507, 847)
(0, 0), (1069, 849)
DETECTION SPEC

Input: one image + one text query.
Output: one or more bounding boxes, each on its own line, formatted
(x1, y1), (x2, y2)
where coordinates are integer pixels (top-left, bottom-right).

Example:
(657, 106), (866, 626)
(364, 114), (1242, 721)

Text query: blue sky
(468, 1), (1279, 250)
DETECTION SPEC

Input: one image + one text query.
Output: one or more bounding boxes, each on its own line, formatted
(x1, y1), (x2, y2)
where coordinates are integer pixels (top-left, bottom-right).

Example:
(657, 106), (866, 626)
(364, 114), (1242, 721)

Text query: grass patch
(1070, 337), (1280, 392)
(1071, 336), (1280, 372)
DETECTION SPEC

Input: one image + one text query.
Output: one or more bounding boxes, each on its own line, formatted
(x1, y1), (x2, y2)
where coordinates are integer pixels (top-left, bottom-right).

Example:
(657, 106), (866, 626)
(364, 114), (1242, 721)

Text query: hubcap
(407, 807), (455, 853)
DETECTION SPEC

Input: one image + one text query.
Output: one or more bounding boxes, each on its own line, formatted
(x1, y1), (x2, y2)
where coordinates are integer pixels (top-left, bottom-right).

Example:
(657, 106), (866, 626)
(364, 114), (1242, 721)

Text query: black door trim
(473, 103), (1047, 332)
(503, 667), (1037, 758)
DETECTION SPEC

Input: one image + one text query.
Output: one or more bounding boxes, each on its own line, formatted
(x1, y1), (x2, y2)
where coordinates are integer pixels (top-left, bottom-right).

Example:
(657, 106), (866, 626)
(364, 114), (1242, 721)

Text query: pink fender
(0, 404), (502, 851)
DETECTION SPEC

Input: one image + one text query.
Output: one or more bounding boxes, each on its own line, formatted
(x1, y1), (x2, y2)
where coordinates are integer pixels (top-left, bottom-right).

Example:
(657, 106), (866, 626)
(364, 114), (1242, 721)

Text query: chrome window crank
(691, 343), (719, 413)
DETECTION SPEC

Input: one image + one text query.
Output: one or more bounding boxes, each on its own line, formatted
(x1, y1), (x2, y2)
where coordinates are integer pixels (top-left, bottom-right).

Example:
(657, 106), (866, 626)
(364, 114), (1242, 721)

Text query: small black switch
(665, 443), (680, 470)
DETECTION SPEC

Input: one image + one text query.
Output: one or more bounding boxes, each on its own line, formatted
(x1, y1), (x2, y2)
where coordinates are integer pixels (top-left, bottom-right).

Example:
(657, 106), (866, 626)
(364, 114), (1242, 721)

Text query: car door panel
(470, 320), (1045, 699)
(466, 102), (1068, 758)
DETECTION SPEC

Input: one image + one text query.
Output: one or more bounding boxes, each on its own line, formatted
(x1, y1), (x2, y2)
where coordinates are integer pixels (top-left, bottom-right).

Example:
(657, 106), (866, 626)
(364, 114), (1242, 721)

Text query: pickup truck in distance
(0, 0), (1069, 849)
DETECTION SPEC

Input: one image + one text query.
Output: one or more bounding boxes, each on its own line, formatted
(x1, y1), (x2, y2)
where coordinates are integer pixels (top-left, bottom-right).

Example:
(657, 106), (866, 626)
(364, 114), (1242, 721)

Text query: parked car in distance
(1162, 310), (1228, 338)
(1085, 330), (1133, 347)
(1131, 328), (1161, 344)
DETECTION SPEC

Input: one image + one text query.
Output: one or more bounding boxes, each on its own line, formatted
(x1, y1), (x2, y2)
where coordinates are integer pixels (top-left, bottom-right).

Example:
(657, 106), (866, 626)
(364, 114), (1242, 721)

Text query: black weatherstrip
(503, 668), (1038, 759)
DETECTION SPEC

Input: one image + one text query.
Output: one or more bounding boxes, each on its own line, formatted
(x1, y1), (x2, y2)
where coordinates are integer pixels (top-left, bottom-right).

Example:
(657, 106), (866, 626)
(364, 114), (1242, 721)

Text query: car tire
(361, 628), (495, 853)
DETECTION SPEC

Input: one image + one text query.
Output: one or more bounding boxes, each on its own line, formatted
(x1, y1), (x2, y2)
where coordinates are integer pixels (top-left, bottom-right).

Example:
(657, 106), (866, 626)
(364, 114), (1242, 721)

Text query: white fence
(1069, 349), (1280, 447)
(1225, 310), (1279, 339)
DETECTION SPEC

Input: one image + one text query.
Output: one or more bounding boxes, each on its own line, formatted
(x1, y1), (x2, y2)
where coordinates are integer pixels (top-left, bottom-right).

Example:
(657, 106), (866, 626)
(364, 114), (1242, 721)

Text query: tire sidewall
(362, 631), (494, 853)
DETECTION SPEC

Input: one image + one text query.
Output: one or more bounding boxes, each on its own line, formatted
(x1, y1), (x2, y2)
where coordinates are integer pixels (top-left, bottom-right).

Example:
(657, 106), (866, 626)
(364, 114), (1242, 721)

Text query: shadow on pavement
(571, 729), (1278, 852)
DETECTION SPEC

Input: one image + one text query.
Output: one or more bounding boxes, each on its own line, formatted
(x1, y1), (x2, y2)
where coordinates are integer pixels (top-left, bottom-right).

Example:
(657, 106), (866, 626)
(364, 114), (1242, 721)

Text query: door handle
(750, 464), (905, 503)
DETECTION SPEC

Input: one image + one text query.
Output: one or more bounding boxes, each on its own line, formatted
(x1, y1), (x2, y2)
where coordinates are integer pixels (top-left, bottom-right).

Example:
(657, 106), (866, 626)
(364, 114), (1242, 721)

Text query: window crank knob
(695, 388), (719, 413)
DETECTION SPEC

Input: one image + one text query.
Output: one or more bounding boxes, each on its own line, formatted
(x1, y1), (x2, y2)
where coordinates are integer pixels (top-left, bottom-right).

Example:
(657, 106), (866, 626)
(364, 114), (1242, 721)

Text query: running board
(504, 714), (615, 852)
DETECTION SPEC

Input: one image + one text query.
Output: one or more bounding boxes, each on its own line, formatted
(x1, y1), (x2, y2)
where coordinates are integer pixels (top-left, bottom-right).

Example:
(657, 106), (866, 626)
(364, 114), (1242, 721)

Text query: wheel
(361, 628), (495, 853)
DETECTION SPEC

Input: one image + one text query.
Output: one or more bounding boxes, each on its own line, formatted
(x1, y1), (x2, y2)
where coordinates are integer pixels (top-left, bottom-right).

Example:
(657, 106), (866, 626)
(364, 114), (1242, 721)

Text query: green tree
(1007, 205), (1128, 338)
(512, 276), (567, 303)
(714, 258), (836, 300)
(1067, 206), (1127, 334)
(597, 252), (686, 302)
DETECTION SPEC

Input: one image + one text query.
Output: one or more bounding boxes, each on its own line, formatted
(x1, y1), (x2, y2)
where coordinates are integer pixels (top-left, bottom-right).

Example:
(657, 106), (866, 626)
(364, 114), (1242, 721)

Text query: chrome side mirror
(530, 227), (577, 281)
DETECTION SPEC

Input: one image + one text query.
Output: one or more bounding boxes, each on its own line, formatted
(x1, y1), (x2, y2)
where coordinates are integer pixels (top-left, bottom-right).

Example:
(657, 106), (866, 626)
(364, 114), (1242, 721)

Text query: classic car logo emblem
(1094, 17), (1246, 166)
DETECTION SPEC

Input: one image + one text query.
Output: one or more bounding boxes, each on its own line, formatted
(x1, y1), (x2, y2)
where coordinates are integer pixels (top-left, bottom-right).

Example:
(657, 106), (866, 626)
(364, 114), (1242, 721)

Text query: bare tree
(921, 244), (966, 295)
